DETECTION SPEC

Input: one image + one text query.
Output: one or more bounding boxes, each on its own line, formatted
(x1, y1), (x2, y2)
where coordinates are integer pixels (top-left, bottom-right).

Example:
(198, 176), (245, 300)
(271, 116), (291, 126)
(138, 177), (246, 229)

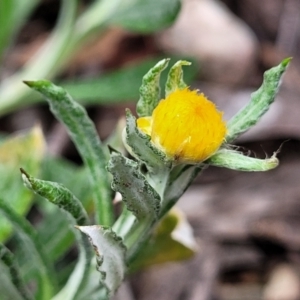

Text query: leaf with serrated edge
(77, 226), (126, 296)
(207, 148), (278, 171)
(107, 152), (160, 220)
(226, 58), (291, 142)
(125, 109), (169, 170)
(136, 58), (170, 117)
(165, 60), (191, 96)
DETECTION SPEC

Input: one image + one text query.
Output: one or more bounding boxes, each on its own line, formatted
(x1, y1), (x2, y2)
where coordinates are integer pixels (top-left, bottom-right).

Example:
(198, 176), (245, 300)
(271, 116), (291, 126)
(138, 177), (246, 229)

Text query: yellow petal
(138, 88), (227, 164)
(136, 116), (152, 136)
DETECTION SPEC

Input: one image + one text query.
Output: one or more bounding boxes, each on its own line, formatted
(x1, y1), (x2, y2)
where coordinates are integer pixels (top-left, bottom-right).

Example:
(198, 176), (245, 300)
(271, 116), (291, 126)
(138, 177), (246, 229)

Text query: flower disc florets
(137, 88), (227, 164)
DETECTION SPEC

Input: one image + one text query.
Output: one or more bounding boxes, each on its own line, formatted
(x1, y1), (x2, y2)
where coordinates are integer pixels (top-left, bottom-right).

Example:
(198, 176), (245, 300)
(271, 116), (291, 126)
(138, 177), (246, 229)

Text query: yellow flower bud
(137, 88), (226, 164)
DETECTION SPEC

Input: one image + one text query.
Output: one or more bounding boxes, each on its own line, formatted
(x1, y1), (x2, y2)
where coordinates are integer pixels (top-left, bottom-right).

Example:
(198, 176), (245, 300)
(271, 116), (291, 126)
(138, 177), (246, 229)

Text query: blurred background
(1, 0), (300, 299)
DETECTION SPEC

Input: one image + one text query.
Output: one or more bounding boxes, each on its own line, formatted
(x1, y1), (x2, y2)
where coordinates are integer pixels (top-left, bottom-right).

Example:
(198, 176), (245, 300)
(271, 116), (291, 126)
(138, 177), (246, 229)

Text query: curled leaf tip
(23, 80), (34, 87)
(20, 168), (33, 190)
(23, 80), (53, 90)
(282, 57), (292, 67)
(19, 168), (29, 178)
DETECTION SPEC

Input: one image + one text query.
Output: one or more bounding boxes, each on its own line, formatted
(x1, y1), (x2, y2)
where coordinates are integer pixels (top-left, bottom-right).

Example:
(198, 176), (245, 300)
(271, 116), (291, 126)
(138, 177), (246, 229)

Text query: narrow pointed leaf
(125, 109), (169, 170)
(165, 60), (191, 96)
(207, 149), (278, 171)
(0, 243), (33, 300)
(36, 157), (93, 262)
(107, 152), (160, 220)
(77, 226), (126, 296)
(0, 199), (54, 299)
(24, 80), (112, 226)
(20, 169), (89, 226)
(226, 58), (291, 142)
(136, 58), (170, 117)
(20, 169), (92, 300)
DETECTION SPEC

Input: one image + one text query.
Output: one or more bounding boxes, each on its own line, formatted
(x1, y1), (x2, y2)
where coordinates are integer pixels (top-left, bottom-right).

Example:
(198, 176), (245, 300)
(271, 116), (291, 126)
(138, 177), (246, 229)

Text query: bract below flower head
(137, 88), (227, 164)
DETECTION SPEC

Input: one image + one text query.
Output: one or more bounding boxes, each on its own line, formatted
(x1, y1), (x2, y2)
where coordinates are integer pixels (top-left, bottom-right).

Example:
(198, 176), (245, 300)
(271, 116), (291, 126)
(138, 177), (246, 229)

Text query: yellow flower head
(137, 88), (227, 164)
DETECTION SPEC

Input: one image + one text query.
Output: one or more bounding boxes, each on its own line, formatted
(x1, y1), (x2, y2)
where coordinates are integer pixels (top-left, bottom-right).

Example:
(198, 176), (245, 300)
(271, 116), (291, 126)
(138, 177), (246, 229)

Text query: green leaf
(130, 208), (197, 272)
(77, 226), (126, 297)
(20, 169), (89, 226)
(24, 80), (113, 226)
(136, 58), (170, 117)
(0, 126), (45, 242)
(125, 109), (169, 170)
(226, 58), (292, 142)
(0, 243), (33, 300)
(0, 199), (54, 299)
(39, 156), (94, 214)
(110, 0), (181, 33)
(207, 148), (279, 171)
(20, 165), (93, 300)
(107, 152), (160, 221)
(165, 60), (191, 96)
(35, 157), (93, 262)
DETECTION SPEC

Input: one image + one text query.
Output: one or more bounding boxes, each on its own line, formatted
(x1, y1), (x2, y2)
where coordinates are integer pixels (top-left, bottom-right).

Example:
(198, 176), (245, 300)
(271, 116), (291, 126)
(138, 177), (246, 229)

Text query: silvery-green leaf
(136, 58), (170, 117)
(107, 151), (160, 220)
(207, 148), (278, 171)
(165, 60), (191, 96)
(226, 58), (291, 142)
(20, 169), (89, 226)
(77, 226), (126, 296)
(36, 156), (93, 262)
(20, 169), (93, 300)
(24, 80), (112, 226)
(125, 109), (169, 170)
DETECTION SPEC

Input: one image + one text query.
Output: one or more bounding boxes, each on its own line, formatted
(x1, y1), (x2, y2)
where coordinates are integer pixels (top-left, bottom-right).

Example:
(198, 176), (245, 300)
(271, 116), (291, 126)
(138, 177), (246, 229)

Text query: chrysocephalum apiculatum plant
(5, 57), (290, 299)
